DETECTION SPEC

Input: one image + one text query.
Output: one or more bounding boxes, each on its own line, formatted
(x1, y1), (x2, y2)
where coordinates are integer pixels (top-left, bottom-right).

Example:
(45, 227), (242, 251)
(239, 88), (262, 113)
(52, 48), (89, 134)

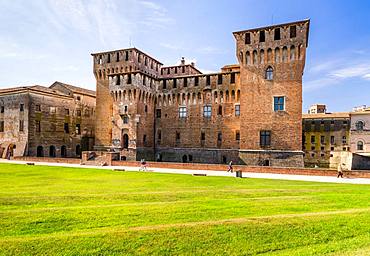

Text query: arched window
(76, 145), (81, 158)
(49, 146), (56, 157)
(123, 134), (129, 149)
(260, 49), (264, 64)
(275, 48), (280, 63)
(265, 67), (273, 80)
(37, 146), (44, 157)
(253, 50), (258, 65)
(357, 141), (364, 151)
(246, 51), (251, 65)
(182, 155), (188, 163)
(290, 45), (296, 61)
(356, 121), (364, 130)
(61, 146), (67, 158)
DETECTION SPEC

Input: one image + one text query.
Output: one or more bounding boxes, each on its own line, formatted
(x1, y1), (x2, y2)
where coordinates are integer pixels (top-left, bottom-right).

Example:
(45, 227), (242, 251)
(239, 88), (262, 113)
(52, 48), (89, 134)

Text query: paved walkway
(1, 159), (370, 184)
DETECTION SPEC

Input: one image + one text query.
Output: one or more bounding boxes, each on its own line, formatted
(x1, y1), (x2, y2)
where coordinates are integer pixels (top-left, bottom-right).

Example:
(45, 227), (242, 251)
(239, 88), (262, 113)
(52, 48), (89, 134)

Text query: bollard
(235, 170), (242, 178)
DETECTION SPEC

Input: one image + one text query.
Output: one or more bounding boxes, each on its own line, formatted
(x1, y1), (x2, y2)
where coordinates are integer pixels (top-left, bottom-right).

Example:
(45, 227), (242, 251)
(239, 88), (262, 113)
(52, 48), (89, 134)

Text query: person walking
(140, 159), (147, 171)
(227, 160), (233, 173)
(337, 163), (345, 178)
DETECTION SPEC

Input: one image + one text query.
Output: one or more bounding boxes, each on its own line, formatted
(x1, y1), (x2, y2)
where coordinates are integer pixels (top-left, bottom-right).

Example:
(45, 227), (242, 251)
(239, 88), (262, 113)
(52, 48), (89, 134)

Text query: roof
(302, 112), (350, 119)
(161, 64), (203, 74)
(0, 85), (71, 98)
(233, 19), (310, 46)
(50, 81), (96, 97)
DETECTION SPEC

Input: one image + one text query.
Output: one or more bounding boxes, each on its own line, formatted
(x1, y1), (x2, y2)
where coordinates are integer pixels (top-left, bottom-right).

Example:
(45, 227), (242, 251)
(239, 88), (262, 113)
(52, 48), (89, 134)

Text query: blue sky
(1, 0), (370, 112)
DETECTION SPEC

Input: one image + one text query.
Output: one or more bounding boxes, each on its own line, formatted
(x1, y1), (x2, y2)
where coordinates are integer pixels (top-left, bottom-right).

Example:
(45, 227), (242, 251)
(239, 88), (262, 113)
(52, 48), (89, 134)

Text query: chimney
(191, 62), (195, 67)
(181, 57), (185, 65)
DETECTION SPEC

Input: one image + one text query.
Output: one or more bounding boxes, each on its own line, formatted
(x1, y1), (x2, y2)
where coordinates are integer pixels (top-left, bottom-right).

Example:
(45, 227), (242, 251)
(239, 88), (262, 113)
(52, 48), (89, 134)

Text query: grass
(0, 163), (369, 255)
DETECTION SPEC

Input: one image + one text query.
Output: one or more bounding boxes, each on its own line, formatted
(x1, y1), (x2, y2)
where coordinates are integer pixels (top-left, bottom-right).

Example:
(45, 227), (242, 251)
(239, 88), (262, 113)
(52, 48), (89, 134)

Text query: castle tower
(92, 48), (162, 159)
(233, 20), (310, 167)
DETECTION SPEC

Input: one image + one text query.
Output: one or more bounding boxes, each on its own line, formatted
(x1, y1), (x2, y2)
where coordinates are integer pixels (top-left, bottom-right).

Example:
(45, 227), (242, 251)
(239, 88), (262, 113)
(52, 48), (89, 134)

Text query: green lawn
(0, 163), (369, 256)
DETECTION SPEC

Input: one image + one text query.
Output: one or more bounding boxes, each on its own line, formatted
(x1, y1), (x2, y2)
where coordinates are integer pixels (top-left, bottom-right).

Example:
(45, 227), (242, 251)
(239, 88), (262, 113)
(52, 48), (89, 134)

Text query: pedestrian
(227, 160), (233, 173)
(337, 163), (345, 178)
(140, 159), (147, 171)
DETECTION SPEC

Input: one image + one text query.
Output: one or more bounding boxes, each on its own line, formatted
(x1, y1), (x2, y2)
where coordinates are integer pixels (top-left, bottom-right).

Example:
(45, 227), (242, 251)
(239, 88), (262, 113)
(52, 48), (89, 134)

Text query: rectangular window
(35, 105), (41, 112)
(176, 132), (180, 142)
(0, 106), (4, 113)
(342, 136), (347, 144)
(206, 76), (211, 86)
(194, 77), (199, 86)
(65, 108), (69, 115)
(260, 130), (271, 147)
(64, 123), (69, 133)
(76, 124), (81, 135)
(20, 104), (24, 112)
(320, 136), (325, 144)
(127, 74), (132, 84)
(203, 105), (212, 118)
(156, 109), (161, 118)
(179, 107), (187, 118)
(230, 73), (235, 84)
(50, 107), (56, 114)
(116, 52), (119, 62)
(245, 33), (251, 44)
(125, 51), (129, 61)
(290, 25), (296, 38)
(76, 109), (81, 117)
(173, 79), (177, 88)
(167, 68), (170, 74)
(123, 115), (129, 124)
(107, 54), (111, 63)
(330, 136), (335, 145)
(217, 74), (223, 84)
(273, 96), (285, 111)
(274, 28), (281, 40)
(235, 105), (240, 116)
(36, 120), (41, 133)
(259, 30), (265, 42)
(201, 132), (205, 141)
(174, 67), (177, 74)
(161, 69), (163, 75)
(183, 78), (187, 87)
(311, 135), (315, 143)
(19, 120), (24, 132)
(217, 132), (222, 142)
(0, 121), (4, 132)
(236, 130), (240, 141)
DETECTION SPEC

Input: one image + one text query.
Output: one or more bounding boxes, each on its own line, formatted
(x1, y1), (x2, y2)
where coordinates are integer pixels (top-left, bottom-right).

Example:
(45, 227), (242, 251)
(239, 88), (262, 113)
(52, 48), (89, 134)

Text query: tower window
(19, 120), (24, 132)
(218, 105), (222, 116)
(290, 25), (296, 38)
(145, 105), (148, 113)
(236, 130), (240, 141)
(179, 106), (187, 118)
(176, 131), (180, 143)
(20, 104), (24, 112)
(156, 109), (161, 118)
(123, 115), (129, 124)
(273, 96), (285, 111)
(260, 130), (271, 147)
(245, 33), (251, 44)
(259, 30), (265, 42)
(217, 132), (222, 142)
(203, 105), (212, 118)
(127, 74), (132, 84)
(265, 66), (273, 80)
(201, 132), (205, 141)
(235, 104), (240, 116)
(274, 28), (281, 40)
(116, 75), (120, 85)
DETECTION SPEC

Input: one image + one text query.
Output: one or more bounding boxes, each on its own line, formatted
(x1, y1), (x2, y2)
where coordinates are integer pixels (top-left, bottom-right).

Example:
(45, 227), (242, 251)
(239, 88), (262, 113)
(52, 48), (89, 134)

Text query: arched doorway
(6, 144), (16, 159)
(37, 146), (44, 157)
(122, 133), (129, 149)
(49, 146), (56, 157)
(182, 155), (188, 163)
(76, 145), (81, 158)
(61, 145), (67, 158)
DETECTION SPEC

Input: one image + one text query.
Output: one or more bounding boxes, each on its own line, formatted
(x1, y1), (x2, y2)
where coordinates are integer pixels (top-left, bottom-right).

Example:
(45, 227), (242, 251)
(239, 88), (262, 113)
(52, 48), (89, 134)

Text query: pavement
(1, 159), (370, 184)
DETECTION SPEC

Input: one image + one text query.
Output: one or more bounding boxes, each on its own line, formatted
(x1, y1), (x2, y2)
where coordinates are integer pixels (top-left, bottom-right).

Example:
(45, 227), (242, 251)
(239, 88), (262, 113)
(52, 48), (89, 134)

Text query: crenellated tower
(233, 19), (310, 166)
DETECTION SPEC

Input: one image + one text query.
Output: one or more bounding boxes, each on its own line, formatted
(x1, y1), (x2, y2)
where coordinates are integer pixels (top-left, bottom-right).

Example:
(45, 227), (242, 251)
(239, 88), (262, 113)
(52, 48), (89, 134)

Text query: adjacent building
(350, 106), (370, 155)
(91, 19), (310, 167)
(0, 82), (95, 158)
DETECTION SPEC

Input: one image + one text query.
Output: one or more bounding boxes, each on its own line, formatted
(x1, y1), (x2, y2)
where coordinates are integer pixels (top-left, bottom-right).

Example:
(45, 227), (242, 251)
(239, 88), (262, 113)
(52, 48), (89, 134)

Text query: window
(0, 121), (4, 132)
(116, 52), (119, 62)
(311, 146), (315, 150)
(260, 130), (271, 147)
(194, 77), (199, 86)
(235, 104), (240, 116)
(64, 123), (69, 133)
(123, 115), (129, 124)
(217, 132), (222, 143)
(76, 124), (81, 135)
(357, 141), (364, 151)
(116, 75), (121, 85)
(320, 136), (325, 144)
(356, 120), (364, 130)
(65, 108), (69, 115)
(179, 107), (187, 118)
(49, 146), (56, 158)
(143, 135), (147, 144)
(342, 136), (347, 144)
(175, 67), (177, 74)
(19, 120), (24, 132)
(50, 107), (56, 114)
(206, 76), (211, 86)
(173, 79), (177, 88)
(245, 32), (251, 44)
(273, 96), (285, 111)
(36, 120), (41, 132)
(156, 109), (161, 118)
(183, 78), (187, 87)
(217, 74), (223, 84)
(203, 105), (212, 118)
(20, 104), (24, 112)
(290, 25), (296, 38)
(311, 135), (315, 143)
(236, 130), (240, 141)
(167, 68), (170, 74)
(201, 132), (205, 141)
(107, 54), (111, 63)
(330, 136), (335, 145)
(218, 105), (222, 116)
(127, 74), (132, 84)
(76, 110), (81, 117)
(230, 73), (235, 84)
(36, 105), (41, 112)
(145, 105), (148, 113)
(274, 28), (281, 40)
(176, 131), (180, 143)
(162, 80), (167, 89)
(125, 51), (129, 61)
(0, 106), (3, 113)
(265, 67), (273, 80)
(259, 30), (265, 42)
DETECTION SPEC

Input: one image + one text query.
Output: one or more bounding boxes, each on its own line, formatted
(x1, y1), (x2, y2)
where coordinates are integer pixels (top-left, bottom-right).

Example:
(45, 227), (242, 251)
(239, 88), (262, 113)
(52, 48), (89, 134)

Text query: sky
(1, 0), (370, 112)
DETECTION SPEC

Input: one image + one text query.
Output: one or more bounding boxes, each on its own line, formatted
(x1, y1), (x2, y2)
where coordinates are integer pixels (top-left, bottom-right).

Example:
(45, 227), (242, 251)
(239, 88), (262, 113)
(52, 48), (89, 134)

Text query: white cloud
(363, 74), (370, 80)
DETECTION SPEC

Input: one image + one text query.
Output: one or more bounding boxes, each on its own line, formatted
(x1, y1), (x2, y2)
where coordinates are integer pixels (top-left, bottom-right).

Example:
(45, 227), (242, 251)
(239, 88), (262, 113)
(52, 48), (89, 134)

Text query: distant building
(302, 105), (350, 168)
(0, 82), (95, 158)
(307, 104), (326, 114)
(350, 106), (370, 155)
